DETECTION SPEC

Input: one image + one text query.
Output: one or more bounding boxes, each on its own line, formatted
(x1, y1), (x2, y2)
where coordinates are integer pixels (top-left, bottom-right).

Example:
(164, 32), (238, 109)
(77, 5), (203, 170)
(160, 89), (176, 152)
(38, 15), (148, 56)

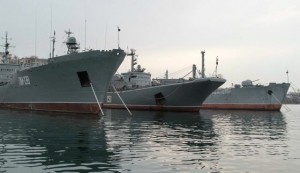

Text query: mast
(201, 51), (205, 78)
(65, 29), (72, 38)
(117, 26), (120, 49)
(84, 19), (87, 50)
(192, 64), (197, 79)
(215, 56), (218, 77)
(286, 70), (289, 83)
(2, 32), (13, 63)
(49, 0), (53, 58)
(51, 31), (56, 58)
(165, 70), (169, 79)
(4, 32), (9, 63)
(127, 49), (137, 72)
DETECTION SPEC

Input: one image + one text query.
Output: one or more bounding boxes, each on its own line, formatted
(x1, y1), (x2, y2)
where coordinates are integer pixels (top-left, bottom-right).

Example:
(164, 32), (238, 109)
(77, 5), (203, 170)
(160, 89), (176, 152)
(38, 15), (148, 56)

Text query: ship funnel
(201, 51), (205, 78)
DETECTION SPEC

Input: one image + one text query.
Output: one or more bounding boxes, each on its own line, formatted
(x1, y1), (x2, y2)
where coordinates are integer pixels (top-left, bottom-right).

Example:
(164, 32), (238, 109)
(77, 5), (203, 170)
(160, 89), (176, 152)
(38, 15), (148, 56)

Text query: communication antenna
(84, 19), (87, 50)
(286, 70), (289, 83)
(34, 6), (37, 57)
(127, 49), (137, 72)
(50, 31), (56, 58)
(214, 56), (219, 77)
(84, 4), (87, 50)
(165, 70), (169, 79)
(117, 26), (121, 49)
(65, 29), (73, 38)
(1, 32), (15, 63)
(49, 0), (53, 58)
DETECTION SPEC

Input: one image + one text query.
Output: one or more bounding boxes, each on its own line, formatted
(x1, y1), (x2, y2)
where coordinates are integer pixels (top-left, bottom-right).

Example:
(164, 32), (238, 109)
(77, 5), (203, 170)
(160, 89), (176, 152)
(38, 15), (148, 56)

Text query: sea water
(0, 105), (299, 173)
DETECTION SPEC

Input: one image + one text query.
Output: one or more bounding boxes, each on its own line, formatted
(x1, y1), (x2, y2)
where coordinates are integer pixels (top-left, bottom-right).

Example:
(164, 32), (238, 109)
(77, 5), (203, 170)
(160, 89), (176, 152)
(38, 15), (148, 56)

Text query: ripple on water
(0, 107), (300, 172)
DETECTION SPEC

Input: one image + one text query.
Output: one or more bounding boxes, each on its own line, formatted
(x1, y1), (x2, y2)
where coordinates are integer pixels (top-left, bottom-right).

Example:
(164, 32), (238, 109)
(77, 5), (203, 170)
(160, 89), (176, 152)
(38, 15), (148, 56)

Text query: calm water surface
(0, 105), (300, 173)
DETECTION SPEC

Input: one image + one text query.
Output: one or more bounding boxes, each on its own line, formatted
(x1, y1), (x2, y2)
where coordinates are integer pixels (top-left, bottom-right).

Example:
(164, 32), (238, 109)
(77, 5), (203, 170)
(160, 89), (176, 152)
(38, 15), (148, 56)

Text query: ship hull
(201, 83), (290, 111)
(201, 103), (281, 111)
(103, 78), (226, 111)
(0, 49), (126, 114)
(0, 103), (102, 114)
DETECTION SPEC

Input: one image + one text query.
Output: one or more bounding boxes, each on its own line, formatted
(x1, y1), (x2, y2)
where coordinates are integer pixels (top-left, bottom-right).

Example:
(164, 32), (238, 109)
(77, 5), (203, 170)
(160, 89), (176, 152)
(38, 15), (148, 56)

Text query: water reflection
(104, 109), (288, 172)
(202, 109), (287, 141)
(200, 109), (288, 172)
(0, 110), (116, 172)
(0, 108), (290, 173)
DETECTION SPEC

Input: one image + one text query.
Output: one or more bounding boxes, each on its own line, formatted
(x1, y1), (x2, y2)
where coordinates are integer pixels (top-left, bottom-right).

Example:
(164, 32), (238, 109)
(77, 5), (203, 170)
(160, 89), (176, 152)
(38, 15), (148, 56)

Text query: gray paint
(203, 82), (290, 104)
(105, 78), (226, 108)
(0, 49), (126, 104)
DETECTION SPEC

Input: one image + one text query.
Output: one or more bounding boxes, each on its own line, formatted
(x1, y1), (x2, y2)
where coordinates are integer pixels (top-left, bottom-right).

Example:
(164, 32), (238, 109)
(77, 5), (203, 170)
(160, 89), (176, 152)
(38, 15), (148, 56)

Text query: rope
(90, 82), (104, 116)
(156, 65), (193, 79)
(112, 85), (132, 116)
(182, 71), (193, 79)
(271, 93), (291, 112)
(290, 82), (300, 93)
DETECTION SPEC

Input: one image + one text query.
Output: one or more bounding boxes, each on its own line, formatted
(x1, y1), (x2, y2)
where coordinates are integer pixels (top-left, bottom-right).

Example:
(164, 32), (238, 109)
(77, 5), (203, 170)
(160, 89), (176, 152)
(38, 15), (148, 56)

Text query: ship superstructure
(0, 32), (21, 86)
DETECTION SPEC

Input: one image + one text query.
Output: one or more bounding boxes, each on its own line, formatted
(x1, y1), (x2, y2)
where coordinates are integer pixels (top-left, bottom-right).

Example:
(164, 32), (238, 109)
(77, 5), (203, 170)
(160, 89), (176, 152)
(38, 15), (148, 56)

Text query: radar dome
(67, 37), (77, 45)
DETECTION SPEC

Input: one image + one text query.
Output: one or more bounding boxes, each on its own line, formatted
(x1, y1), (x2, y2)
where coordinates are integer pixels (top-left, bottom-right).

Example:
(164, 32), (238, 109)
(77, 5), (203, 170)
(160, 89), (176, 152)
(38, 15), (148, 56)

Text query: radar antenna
(127, 49), (137, 72)
(64, 29), (79, 54)
(126, 49), (145, 72)
(65, 29), (73, 38)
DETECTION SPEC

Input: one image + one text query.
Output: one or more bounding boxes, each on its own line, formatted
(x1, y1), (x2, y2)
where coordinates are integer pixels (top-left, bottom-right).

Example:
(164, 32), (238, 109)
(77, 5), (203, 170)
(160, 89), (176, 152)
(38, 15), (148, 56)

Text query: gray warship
(103, 50), (226, 111)
(0, 31), (126, 114)
(201, 80), (290, 111)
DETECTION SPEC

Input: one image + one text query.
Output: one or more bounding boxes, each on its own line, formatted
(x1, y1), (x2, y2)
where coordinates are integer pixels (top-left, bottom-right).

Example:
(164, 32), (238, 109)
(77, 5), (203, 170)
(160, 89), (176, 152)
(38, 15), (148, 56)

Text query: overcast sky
(1, 0), (299, 88)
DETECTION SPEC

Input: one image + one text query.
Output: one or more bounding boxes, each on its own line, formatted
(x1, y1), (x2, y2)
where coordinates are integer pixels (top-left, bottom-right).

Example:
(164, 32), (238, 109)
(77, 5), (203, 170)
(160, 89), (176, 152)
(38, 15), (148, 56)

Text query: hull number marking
(107, 95), (112, 103)
(18, 76), (30, 86)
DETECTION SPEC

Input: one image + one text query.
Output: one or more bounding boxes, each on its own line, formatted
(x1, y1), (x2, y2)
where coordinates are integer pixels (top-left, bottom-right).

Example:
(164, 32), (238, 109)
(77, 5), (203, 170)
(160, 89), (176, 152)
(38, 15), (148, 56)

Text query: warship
(201, 80), (290, 111)
(103, 50), (226, 111)
(0, 31), (126, 114)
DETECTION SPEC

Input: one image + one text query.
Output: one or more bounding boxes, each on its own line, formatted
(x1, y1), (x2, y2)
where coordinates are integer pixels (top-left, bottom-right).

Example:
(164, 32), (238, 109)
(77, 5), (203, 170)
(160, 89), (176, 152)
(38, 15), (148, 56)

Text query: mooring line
(272, 93), (291, 112)
(112, 85), (132, 116)
(90, 82), (104, 116)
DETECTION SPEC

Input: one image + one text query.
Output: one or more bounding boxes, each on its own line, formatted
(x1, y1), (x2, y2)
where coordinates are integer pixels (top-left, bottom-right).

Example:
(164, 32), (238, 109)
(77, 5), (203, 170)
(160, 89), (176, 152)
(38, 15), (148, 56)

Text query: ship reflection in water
(0, 106), (299, 172)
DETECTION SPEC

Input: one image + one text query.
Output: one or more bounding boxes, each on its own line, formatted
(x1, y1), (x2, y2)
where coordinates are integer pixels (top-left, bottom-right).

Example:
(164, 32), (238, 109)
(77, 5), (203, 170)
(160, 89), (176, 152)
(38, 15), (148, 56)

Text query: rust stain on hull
(200, 104), (282, 111)
(103, 104), (200, 112)
(0, 103), (101, 114)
